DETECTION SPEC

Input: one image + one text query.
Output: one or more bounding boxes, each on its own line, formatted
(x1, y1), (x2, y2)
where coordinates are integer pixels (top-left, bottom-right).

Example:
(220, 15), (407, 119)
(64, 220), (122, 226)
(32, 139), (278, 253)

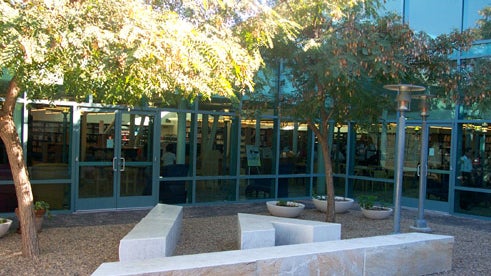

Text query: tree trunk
(307, 118), (336, 223)
(318, 135), (336, 222)
(0, 78), (40, 257)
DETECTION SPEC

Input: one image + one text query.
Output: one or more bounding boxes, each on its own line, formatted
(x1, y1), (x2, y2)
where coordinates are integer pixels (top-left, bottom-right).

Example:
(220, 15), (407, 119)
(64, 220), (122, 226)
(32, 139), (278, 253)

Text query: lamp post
(411, 92), (433, 232)
(384, 84), (425, 234)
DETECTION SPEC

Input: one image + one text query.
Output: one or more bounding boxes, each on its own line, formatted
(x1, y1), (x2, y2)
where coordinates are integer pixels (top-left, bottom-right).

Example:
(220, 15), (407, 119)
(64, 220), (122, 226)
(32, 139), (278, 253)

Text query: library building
(1, 0), (490, 220)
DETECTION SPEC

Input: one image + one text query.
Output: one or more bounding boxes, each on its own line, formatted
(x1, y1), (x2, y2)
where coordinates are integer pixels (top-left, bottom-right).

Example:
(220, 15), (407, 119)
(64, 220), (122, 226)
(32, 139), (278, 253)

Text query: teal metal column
(380, 110), (388, 168)
(412, 93), (432, 232)
(176, 100), (187, 165)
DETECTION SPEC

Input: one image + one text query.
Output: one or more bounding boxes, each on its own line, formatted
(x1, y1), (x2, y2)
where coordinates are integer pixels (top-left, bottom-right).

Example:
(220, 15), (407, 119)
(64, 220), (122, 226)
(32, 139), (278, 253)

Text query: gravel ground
(0, 201), (490, 275)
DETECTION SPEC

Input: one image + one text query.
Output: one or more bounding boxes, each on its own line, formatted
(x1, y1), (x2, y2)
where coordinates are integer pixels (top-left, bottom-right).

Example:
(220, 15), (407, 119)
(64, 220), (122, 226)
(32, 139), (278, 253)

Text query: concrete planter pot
(34, 209), (46, 232)
(361, 207), (393, 220)
(312, 196), (355, 213)
(266, 201), (305, 218)
(0, 219), (13, 238)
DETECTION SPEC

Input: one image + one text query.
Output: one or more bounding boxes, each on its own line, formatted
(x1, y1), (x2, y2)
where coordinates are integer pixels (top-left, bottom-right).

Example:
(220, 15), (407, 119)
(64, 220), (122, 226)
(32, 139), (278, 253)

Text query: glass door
(76, 109), (157, 210)
(118, 111), (156, 208)
(402, 124), (451, 211)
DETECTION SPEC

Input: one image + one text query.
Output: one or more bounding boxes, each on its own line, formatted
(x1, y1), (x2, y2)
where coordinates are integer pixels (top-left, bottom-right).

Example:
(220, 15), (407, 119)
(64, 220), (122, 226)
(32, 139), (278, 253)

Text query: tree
(461, 6), (491, 112)
(477, 6), (491, 39)
(0, 0), (295, 257)
(256, 0), (475, 222)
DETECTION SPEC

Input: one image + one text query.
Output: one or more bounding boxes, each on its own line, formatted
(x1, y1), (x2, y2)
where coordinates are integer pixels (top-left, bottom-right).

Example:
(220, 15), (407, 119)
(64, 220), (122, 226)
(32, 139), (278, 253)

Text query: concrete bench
(94, 232), (454, 275)
(238, 213), (341, 249)
(118, 204), (183, 261)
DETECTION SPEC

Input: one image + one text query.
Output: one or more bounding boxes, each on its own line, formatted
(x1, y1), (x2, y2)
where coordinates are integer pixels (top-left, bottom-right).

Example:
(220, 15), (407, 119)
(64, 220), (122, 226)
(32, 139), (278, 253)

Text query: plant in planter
(33, 200), (50, 232)
(266, 200), (305, 218)
(16, 200), (51, 233)
(275, 200), (300, 207)
(312, 195), (354, 214)
(34, 201), (51, 218)
(357, 195), (393, 220)
(0, 217), (13, 238)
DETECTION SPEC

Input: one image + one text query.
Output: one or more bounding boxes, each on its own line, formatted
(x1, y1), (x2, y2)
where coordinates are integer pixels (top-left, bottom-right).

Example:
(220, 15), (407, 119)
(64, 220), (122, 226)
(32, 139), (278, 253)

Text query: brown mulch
(0, 201), (490, 275)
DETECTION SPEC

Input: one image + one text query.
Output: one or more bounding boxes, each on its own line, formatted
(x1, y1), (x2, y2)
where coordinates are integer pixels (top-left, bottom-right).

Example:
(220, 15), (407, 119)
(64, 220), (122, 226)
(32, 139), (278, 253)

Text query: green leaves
(258, 0), (483, 127)
(1, 0), (285, 106)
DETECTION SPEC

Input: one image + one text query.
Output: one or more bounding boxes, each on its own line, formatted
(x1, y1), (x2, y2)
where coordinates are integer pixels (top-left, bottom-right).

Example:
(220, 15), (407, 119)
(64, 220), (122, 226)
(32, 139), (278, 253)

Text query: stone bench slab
(238, 213), (341, 249)
(119, 204), (183, 262)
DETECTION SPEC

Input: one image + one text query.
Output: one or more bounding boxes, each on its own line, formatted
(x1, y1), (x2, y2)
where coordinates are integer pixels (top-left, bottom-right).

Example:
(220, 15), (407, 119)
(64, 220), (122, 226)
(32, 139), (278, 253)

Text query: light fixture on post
(383, 84), (425, 234)
(411, 92), (433, 233)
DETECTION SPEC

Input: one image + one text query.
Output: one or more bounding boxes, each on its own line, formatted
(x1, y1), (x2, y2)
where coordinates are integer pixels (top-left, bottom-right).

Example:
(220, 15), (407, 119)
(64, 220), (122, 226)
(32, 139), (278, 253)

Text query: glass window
(197, 96), (234, 112)
(279, 120), (309, 174)
(240, 117), (276, 175)
(79, 111), (115, 162)
(28, 105), (71, 168)
(161, 178), (189, 203)
(196, 113), (230, 176)
(0, 141), (12, 181)
(403, 125), (452, 202)
(28, 105), (71, 210)
(462, 44), (491, 60)
(278, 120), (310, 198)
(161, 111), (190, 167)
(311, 122), (349, 176)
(428, 126), (452, 171)
(457, 123), (491, 189)
(78, 111), (115, 200)
(121, 113), (153, 162)
(408, 92), (456, 121)
(121, 113), (154, 198)
(455, 190), (491, 217)
(0, 184), (16, 212)
(355, 133), (379, 167)
(460, 58), (491, 117)
(352, 123), (393, 200)
(240, 116), (275, 199)
(0, 140), (16, 212)
(332, 124), (347, 174)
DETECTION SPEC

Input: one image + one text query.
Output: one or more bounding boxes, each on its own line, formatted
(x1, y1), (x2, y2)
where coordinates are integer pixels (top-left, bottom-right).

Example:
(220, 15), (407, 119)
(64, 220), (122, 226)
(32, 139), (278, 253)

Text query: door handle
(112, 157), (126, 171)
(120, 157), (125, 171)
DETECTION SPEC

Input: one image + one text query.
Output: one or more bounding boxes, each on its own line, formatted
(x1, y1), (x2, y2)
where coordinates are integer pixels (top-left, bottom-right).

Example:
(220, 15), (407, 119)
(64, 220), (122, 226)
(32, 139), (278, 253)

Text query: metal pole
(411, 113), (431, 231)
(412, 94), (432, 232)
(384, 84), (425, 234)
(393, 110), (406, 233)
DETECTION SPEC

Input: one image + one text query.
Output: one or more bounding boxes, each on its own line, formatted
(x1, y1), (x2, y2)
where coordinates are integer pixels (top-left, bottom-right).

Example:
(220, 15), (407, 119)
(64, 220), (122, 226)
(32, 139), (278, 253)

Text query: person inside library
(162, 143), (176, 166)
(356, 134), (377, 166)
(459, 147), (474, 186)
(331, 143), (345, 173)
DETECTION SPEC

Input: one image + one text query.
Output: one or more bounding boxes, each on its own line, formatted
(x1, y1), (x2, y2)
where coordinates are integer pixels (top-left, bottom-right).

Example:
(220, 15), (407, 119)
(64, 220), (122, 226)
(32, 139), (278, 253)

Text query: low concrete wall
(118, 204), (183, 261)
(94, 232), (453, 276)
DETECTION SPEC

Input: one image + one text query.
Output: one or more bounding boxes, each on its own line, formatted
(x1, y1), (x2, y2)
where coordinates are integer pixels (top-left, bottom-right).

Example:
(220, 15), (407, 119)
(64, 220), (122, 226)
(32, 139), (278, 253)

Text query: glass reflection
(457, 123), (491, 189)
(197, 114), (231, 176)
(455, 190), (491, 217)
